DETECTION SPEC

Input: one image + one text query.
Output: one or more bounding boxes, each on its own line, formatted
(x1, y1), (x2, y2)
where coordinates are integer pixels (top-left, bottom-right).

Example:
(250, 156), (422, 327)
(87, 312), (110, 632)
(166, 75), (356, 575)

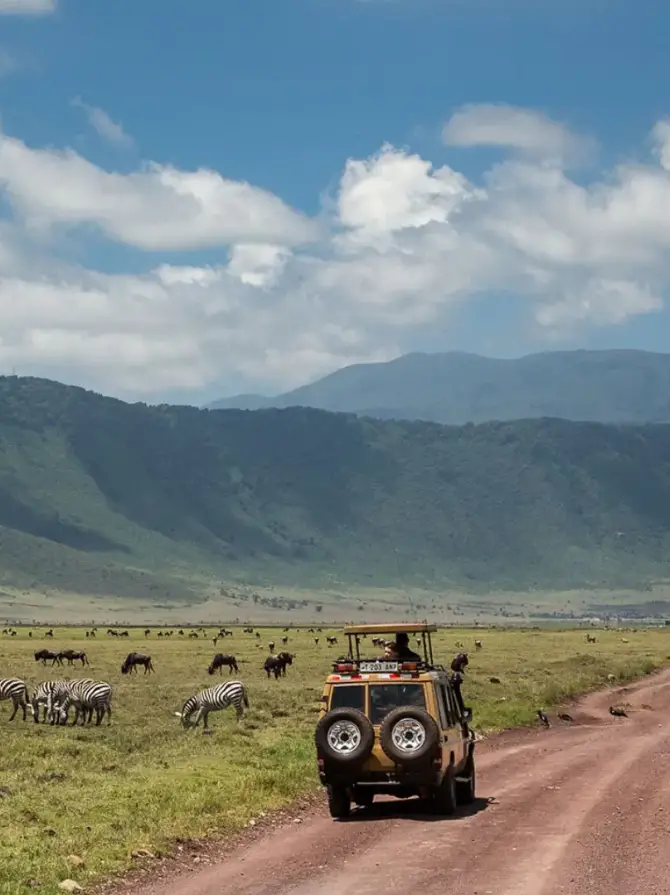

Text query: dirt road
(128, 669), (670, 895)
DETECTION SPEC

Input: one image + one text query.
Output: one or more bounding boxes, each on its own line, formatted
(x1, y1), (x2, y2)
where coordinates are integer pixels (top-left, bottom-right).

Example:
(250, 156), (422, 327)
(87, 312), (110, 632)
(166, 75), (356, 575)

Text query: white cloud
(0, 0), (54, 13)
(443, 103), (596, 165)
(71, 97), (135, 150)
(0, 130), (318, 250)
(1, 106), (670, 399)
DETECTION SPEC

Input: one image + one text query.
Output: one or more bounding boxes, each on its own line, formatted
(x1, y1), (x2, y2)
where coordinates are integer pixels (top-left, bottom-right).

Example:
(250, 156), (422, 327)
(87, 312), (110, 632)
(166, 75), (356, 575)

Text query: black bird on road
(609, 706), (628, 717)
(537, 709), (550, 727)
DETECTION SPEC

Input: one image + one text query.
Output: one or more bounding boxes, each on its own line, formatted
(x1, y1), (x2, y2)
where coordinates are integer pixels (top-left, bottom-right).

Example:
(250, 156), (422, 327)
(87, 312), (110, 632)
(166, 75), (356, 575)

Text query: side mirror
(462, 706), (472, 722)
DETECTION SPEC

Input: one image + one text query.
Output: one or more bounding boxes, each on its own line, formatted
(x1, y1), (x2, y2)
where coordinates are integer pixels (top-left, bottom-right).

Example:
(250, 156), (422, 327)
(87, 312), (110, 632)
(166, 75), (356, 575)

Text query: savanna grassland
(1, 624), (669, 895)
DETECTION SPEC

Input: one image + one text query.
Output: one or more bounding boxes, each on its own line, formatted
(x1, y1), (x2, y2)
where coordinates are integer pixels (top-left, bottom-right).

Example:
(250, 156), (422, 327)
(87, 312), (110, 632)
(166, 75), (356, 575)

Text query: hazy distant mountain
(206, 350), (670, 424)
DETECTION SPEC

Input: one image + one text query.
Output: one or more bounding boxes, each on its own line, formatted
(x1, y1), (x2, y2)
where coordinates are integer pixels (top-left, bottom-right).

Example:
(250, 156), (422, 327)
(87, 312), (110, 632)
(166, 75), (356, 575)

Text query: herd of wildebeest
(0, 624), (340, 731)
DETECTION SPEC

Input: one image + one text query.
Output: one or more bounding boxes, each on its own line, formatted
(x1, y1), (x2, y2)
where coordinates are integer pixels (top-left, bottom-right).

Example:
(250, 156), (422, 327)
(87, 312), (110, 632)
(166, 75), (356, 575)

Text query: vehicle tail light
(334, 663), (357, 673)
(400, 662), (418, 672)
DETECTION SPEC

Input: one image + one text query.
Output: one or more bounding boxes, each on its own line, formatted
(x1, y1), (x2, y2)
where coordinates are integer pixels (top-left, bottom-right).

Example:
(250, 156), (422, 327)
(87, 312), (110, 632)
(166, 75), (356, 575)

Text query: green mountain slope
(207, 349), (670, 425)
(2, 375), (670, 597)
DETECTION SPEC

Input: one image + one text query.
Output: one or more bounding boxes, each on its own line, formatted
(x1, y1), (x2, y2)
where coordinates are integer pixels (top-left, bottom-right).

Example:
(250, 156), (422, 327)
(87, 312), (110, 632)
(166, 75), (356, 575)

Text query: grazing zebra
(31, 680), (67, 723)
(41, 679), (93, 725)
(0, 678), (29, 721)
(175, 680), (249, 730)
(52, 680), (113, 726)
(208, 653), (239, 675)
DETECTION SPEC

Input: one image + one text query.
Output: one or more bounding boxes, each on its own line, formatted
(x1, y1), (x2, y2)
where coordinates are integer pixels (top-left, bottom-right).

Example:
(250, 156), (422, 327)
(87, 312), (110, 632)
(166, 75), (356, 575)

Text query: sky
(1, 0), (670, 404)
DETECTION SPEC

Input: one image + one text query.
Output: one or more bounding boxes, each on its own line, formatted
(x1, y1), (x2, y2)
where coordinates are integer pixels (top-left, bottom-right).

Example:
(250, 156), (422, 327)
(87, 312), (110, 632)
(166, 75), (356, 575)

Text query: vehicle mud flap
(315, 707), (375, 767)
(379, 705), (439, 767)
(455, 752), (476, 805)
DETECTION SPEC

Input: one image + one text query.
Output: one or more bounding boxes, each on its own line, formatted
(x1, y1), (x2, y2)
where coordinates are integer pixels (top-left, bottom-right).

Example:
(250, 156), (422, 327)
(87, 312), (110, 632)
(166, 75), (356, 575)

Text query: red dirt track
(128, 669), (670, 895)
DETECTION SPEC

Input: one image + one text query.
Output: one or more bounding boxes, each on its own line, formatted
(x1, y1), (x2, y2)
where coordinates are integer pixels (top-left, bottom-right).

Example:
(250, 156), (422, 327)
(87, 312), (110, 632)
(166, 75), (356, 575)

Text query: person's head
(396, 632), (409, 648)
(384, 643), (399, 658)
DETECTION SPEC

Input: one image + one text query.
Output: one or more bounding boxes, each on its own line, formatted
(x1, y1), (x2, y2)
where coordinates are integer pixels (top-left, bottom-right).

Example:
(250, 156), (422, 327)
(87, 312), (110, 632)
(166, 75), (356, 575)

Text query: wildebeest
(121, 652), (155, 674)
(264, 652), (294, 680)
(58, 649), (89, 667)
(208, 653), (239, 675)
(326, 636), (338, 646)
(34, 649), (62, 667)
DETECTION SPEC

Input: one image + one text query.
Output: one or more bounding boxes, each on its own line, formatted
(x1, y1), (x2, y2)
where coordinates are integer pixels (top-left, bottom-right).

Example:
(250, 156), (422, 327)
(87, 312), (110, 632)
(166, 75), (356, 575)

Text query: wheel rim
(327, 720), (362, 754)
(391, 718), (426, 754)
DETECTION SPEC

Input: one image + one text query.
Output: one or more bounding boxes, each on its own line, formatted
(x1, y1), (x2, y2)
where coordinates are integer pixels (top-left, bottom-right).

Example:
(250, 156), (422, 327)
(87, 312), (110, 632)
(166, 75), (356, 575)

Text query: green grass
(1, 625), (669, 894)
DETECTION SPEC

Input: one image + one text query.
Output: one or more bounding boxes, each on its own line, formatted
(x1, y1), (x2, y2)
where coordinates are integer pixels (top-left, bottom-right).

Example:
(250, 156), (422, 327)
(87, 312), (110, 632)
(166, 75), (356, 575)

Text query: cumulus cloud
(0, 131), (318, 250)
(71, 97), (135, 150)
(443, 103), (596, 165)
(0, 106), (670, 399)
(0, 0), (54, 13)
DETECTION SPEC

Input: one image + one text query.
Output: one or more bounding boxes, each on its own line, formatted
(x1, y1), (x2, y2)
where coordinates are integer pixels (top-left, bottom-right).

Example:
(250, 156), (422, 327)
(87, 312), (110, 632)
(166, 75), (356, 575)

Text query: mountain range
(2, 374), (670, 604)
(206, 349), (670, 425)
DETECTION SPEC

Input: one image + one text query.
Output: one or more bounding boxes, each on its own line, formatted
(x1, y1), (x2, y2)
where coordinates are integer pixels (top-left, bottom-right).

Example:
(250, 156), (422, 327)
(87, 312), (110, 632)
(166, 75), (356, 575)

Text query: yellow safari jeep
(314, 623), (475, 819)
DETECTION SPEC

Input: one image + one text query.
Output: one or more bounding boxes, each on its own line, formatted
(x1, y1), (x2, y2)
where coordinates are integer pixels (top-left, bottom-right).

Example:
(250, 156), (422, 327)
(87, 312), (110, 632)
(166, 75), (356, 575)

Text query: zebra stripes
(31, 680), (69, 723)
(0, 678), (29, 721)
(176, 680), (249, 729)
(48, 679), (113, 726)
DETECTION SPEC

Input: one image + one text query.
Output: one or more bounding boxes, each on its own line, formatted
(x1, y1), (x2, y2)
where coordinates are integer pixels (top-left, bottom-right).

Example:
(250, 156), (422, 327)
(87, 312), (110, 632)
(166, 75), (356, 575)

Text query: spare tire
(315, 707), (375, 766)
(379, 706), (439, 766)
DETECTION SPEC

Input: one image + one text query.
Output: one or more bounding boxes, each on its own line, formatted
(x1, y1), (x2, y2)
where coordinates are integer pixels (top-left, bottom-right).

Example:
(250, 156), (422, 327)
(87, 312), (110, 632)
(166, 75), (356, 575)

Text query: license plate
(359, 661), (398, 673)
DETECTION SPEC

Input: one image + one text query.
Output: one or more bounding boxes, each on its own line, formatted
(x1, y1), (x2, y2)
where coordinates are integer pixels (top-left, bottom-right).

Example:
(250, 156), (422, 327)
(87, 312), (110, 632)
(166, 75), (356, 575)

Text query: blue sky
(1, 0), (670, 402)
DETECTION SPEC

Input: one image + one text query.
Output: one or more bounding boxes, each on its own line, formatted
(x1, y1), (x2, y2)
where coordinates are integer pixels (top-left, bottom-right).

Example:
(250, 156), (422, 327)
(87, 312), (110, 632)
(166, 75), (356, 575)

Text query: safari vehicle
(314, 623), (475, 819)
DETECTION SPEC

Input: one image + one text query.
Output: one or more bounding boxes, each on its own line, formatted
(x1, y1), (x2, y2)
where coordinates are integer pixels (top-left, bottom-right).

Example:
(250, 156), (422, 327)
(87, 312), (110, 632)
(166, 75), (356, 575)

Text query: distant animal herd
(0, 625), (319, 731)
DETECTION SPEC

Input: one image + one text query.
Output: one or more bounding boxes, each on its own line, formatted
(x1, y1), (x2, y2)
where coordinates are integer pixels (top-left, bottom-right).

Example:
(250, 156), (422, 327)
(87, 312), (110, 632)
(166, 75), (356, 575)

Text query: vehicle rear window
(369, 684), (426, 725)
(330, 684), (365, 712)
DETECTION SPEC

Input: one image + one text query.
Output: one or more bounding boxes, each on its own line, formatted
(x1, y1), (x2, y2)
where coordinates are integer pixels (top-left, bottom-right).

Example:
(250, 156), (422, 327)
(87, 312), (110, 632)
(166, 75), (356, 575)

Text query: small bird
(537, 709), (550, 728)
(609, 706), (628, 718)
(557, 713), (573, 723)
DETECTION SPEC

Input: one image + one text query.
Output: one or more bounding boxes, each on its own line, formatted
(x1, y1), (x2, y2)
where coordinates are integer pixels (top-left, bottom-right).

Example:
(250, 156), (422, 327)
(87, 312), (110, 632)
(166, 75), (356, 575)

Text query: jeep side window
(446, 685), (462, 723)
(330, 684), (365, 712)
(434, 683), (450, 729)
(437, 683), (455, 727)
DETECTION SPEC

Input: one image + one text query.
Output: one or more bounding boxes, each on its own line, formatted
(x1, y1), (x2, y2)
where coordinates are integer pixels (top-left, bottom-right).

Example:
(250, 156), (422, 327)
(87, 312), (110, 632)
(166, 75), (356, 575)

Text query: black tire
(327, 784), (351, 819)
(455, 756), (476, 805)
(314, 707), (375, 766)
(433, 765), (457, 816)
(379, 706), (439, 767)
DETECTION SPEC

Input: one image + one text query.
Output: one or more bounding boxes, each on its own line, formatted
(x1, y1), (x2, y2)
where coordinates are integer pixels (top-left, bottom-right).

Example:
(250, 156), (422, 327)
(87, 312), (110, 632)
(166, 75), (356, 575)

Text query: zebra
(51, 680), (112, 726)
(36, 679), (93, 724)
(31, 680), (63, 723)
(175, 680), (249, 730)
(0, 678), (29, 721)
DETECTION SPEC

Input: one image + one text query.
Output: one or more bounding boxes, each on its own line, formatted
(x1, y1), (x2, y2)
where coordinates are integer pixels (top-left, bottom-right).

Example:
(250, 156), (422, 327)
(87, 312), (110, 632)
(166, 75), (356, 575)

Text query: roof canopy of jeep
(341, 622), (439, 666)
(343, 623), (438, 635)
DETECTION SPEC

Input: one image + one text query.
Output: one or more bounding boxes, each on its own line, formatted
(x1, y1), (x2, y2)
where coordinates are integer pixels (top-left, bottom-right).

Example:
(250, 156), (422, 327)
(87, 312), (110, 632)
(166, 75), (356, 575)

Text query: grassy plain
(1, 624), (669, 895)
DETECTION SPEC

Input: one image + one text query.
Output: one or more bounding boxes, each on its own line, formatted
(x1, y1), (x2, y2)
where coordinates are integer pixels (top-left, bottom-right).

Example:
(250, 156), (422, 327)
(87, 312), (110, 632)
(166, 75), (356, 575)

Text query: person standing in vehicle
(393, 632), (422, 661)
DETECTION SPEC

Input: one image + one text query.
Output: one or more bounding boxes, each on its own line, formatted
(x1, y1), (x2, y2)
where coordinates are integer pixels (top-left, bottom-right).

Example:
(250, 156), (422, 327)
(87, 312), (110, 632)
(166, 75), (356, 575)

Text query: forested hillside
(1, 375), (670, 597)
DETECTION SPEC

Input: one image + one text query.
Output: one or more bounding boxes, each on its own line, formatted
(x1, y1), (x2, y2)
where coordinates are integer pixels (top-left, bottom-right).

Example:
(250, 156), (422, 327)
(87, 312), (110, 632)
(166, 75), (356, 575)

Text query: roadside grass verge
(1, 625), (668, 894)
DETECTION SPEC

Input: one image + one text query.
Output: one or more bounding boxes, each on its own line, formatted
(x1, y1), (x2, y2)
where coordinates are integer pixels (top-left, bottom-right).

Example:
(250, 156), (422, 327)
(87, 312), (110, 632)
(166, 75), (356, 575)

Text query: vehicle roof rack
(343, 623), (438, 635)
